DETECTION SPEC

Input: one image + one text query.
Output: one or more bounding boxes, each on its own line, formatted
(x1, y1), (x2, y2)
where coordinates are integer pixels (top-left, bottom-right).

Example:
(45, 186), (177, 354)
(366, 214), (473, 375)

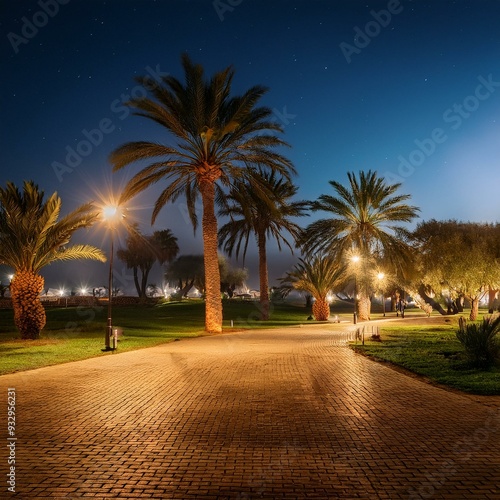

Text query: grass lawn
(0, 299), (314, 375)
(351, 314), (500, 395)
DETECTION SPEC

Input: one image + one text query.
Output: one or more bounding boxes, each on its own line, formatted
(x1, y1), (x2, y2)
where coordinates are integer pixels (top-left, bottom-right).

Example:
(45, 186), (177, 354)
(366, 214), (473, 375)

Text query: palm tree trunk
(469, 297), (479, 321)
(312, 298), (330, 321)
(257, 230), (269, 321)
(133, 267), (141, 297)
(200, 180), (223, 333)
(357, 294), (371, 322)
(488, 287), (498, 313)
(141, 265), (150, 299)
(418, 284), (448, 315)
(10, 270), (46, 340)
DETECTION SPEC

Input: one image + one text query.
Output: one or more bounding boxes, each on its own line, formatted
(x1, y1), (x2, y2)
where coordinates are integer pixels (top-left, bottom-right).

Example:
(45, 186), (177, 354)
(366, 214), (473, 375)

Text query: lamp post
(351, 255), (360, 324)
(377, 272), (385, 317)
(102, 205), (120, 352)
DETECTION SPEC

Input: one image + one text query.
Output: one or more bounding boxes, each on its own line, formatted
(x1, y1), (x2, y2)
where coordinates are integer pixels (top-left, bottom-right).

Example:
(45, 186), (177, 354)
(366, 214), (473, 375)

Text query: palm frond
(108, 53), (296, 234)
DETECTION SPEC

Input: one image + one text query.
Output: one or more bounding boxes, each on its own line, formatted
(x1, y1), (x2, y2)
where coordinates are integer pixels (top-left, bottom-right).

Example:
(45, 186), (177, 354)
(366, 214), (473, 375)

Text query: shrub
(456, 315), (500, 368)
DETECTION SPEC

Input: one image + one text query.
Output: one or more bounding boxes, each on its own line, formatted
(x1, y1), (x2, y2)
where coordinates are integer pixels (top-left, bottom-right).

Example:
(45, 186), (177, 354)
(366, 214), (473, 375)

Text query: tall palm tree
(301, 170), (419, 321)
(279, 255), (346, 321)
(110, 54), (295, 333)
(0, 181), (106, 339)
(218, 169), (307, 320)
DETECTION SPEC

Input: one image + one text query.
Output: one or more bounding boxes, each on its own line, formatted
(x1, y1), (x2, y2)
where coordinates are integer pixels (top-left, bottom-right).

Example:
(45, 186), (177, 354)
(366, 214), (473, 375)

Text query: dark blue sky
(1, 0), (500, 292)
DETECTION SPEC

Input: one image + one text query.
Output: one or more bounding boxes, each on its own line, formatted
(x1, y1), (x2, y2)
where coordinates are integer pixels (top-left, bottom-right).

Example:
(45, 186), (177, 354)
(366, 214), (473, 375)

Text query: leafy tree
(110, 54), (295, 333)
(411, 220), (500, 320)
(164, 255), (205, 297)
(0, 181), (105, 339)
(146, 283), (162, 298)
(218, 256), (248, 298)
(301, 170), (419, 321)
(165, 254), (247, 298)
(117, 225), (178, 298)
(218, 169), (307, 319)
(279, 254), (346, 321)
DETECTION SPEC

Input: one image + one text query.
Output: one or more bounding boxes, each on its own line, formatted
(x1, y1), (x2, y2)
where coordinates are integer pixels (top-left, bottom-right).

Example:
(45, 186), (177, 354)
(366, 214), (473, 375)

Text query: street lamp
(351, 255), (360, 324)
(102, 204), (122, 352)
(377, 272), (386, 317)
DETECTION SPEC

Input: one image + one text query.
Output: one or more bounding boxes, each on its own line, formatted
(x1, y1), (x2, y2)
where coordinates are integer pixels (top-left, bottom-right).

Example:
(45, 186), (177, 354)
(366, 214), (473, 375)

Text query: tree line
(1, 54), (499, 339)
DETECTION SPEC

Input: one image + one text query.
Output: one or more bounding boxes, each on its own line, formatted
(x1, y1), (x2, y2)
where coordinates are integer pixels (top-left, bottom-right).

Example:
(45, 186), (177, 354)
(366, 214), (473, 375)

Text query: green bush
(456, 315), (500, 368)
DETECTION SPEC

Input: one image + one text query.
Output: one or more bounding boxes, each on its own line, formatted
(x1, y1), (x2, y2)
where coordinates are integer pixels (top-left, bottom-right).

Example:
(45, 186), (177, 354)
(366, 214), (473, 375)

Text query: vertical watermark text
(6, 388), (16, 493)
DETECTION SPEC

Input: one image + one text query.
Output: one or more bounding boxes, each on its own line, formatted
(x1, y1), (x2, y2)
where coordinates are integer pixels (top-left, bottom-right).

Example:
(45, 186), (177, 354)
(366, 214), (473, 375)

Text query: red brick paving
(1, 325), (499, 499)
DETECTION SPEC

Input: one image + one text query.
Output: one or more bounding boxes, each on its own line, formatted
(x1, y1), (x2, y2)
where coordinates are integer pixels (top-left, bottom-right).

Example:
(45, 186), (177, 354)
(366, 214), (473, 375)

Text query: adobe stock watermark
(7, 0), (71, 55)
(51, 64), (168, 183)
(213, 0), (243, 22)
(273, 106), (297, 127)
(384, 74), (500, 185)
(407, 408), (500, 499)
(339, 0), (404, 64)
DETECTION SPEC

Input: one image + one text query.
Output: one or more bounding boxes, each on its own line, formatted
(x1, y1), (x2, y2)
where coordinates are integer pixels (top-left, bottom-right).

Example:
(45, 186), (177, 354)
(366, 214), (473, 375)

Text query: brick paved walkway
(1, 326), (499, 499)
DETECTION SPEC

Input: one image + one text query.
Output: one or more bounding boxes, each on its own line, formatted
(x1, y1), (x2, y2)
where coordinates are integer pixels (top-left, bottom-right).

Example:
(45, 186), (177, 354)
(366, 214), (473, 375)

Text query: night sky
(1, 0), (500, 292)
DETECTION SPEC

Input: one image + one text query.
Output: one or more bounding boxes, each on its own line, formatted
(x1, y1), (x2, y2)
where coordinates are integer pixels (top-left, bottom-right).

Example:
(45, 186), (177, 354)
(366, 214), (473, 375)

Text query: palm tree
(117, 225), (179, 298)
(0, 181), (106, 339)
(218, 169), (307, 320)
(279, 255), (346, 321)
(110, 54), (295, 333)
(301, 170), (419, 321)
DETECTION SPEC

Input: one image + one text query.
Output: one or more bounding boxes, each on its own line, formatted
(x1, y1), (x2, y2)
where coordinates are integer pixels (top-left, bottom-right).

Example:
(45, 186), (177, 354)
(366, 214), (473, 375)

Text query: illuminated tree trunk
(257, 229), (269, 321)
(392, 290), (400, 312)
(418, 284), (448, 315)
(469, 297), (479, 321)
(488, 287), (498, 313)
(357, 294), (371, 322)
(10, 270), (46, 340)
(200, 180), (223, 333)
(312, 298), (330, 321)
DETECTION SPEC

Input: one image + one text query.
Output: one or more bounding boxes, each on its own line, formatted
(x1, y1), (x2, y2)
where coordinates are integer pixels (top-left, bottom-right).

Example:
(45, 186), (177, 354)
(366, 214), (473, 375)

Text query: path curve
(1, 326), (499, 499)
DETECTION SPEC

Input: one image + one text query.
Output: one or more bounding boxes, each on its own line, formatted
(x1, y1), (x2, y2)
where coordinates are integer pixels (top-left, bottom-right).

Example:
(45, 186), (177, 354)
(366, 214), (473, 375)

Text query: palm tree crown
(110, 53), (296, 332)
(279, 254), (347, 321)
(218, 169), (306, 260)
(110, 53), (295, 225)
(0, 181), (105, 272)
(302, 170), (419, 271)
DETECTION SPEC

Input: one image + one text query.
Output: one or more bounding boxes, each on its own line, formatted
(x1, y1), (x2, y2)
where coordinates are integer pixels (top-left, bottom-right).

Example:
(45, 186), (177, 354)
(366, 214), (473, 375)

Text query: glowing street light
(101, 203), (123, 352)
(102, 205), (118, 220)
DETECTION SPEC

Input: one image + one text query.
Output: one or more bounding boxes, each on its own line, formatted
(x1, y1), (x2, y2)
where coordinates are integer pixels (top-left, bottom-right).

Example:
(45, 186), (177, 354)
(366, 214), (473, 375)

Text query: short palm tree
(301, 170), (419, 321)
(117, 225), (179, 298)
(0, 181), (106, 339)
(218, 169), (307, 320)
(110, 54), (295, 333)
(279, 254), (346, 321)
